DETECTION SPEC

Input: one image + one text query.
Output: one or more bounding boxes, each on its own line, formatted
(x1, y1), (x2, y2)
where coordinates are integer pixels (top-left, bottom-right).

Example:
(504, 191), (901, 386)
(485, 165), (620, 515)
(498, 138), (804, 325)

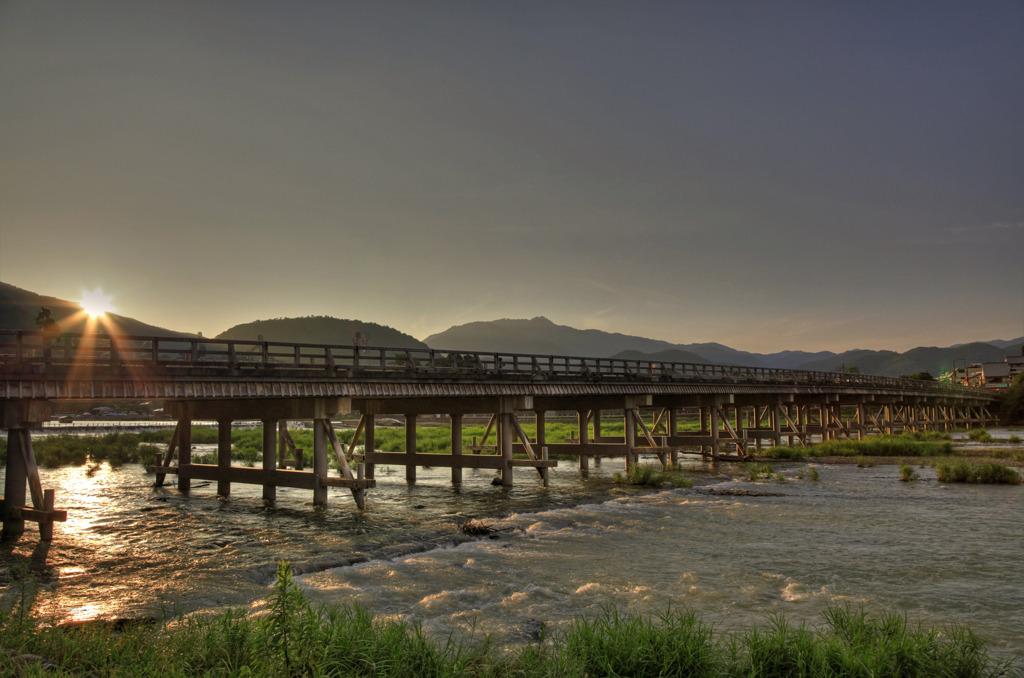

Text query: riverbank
(3, 563), (1018, 677)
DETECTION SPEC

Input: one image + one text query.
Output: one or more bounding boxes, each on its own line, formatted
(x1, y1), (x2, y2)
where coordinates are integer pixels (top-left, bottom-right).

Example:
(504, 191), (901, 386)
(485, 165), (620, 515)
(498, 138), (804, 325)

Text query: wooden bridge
(0, 330), (999, 541)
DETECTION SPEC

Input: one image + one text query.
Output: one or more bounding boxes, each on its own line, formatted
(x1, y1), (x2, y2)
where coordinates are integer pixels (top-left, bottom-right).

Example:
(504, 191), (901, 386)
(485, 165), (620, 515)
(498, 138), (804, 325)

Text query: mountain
(215, 316), (427, 349)
(0, 281), (190, 337)
(424, 316), (682, 356)
(795, 342), (1023, 377)
(423, 315), (1023, 377)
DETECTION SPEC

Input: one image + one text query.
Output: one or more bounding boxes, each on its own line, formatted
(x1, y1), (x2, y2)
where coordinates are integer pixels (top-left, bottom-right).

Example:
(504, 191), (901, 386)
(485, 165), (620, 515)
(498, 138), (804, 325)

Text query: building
(966, 355), (1024, 390)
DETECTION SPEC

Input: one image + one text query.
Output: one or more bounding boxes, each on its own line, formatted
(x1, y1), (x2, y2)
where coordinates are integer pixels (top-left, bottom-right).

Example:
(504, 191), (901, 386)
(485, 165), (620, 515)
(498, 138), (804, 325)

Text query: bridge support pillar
(365, 414), (375, 480)
(500, 413), (514, 486)
(406, 414), (417, 485)
(577, 410), (589, 474)
(709, 406), (720, 458)
(262, 419), (276, 503)
(179, 418), (192, 495)
(624, 408), (637, 469)
(2, 401), (66, 542)
(313, 416), (328, 507)
(451, 414), (463, 485)
(217, 419), (232, 497)
(2, 429), (28, 539)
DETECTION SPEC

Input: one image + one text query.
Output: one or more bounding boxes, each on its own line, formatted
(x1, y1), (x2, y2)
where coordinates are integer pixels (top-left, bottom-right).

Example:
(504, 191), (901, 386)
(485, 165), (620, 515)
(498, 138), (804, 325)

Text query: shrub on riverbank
(760, 433), (954, 461)
(1, 563), (1016, 677)
(936, 460), (1022, 484)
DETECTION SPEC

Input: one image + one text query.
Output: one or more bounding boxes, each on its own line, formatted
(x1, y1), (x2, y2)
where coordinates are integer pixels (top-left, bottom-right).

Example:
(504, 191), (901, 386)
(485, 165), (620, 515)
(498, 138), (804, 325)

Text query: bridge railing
(0, 329), (985, 397)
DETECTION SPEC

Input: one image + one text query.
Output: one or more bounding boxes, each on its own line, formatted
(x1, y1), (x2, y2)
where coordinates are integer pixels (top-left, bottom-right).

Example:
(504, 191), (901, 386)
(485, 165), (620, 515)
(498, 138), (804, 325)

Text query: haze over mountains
(2, 283), (1020, 377)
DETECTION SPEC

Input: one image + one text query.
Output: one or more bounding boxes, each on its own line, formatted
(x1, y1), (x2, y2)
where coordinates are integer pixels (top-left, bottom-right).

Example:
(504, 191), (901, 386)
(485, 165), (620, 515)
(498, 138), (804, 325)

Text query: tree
(998, 373), (1024, 425)
(901, 371), (935, 381)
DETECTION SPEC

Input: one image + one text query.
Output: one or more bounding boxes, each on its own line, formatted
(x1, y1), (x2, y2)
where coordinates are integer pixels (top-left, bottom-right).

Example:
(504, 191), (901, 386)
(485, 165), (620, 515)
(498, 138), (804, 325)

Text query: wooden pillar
(179, 417), (192, 495)
(822, 400), (831, 441)
(405, 414), (417, 485)
(313, 417), (328, 507)
(771, 403), (781, 448)
(364, 414), (375, 480)
(217, 419), (232, 497)
(451, 413), (463, 485)
(500, 412), (513, 487)
(670, 406), (680, 465)
(39, 489), (56, 541)
(578, 409), (590, 473)
(2, 429), (27, 539)
(262, 419), (276, 503)
(709, 406), (720, 457)
(278, 420), (288, 468)
(625, 408), (637, 468)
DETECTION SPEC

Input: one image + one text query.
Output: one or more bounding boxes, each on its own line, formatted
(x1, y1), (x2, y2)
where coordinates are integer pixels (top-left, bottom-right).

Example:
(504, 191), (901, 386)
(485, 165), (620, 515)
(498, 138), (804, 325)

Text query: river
(1, 453), (1021, 661)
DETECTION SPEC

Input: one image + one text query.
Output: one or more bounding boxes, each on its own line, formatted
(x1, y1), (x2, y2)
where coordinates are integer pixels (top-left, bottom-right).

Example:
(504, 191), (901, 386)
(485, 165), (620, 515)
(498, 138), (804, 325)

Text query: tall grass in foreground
(2, 563), (1017, 677)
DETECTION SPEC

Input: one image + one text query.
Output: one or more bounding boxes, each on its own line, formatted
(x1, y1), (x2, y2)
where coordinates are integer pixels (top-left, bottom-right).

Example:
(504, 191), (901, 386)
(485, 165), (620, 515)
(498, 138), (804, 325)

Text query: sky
(1, 1), (1022, 353)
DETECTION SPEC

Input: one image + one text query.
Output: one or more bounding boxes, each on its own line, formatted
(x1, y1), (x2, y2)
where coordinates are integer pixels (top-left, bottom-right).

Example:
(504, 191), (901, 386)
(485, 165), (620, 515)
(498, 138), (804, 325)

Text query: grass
(613, 463), (694, 488)
(968, 429), (995, 443)
(761, 433), (955, 462)
(745, 463), (775, 481)
(899, 463), (920, 483)
(1, 563), (1016, 677)
(936, 460), (1022, 484)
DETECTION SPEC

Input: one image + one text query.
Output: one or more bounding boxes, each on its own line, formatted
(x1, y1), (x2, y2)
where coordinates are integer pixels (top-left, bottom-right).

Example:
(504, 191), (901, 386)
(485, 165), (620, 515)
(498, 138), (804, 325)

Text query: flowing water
(1, 455), (1022, 661)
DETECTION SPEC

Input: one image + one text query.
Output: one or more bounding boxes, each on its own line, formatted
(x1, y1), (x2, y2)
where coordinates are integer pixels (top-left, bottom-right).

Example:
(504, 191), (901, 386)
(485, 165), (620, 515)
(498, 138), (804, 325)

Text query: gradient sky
(2, 1), (1022, 353)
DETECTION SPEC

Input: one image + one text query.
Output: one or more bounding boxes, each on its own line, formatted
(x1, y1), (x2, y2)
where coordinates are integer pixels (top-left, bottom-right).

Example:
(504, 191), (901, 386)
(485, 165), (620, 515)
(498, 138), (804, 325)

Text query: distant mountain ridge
(215, 316), (426, 349)
(2, 283), (1020, 378)
(424, 316), (1023, 377)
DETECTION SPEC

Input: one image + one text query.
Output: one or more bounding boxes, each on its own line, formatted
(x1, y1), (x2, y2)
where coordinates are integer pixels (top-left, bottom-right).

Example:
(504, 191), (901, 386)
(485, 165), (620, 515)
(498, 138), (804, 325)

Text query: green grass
(613, 463), (694, 489)
(1, 563), (1016, 677)
(968, 429), (995, 443)
(936, 460), (1022, 484)
(899, 463), (920, 483)
(764, 433), (954, 461)
(745, 463), (775, 481)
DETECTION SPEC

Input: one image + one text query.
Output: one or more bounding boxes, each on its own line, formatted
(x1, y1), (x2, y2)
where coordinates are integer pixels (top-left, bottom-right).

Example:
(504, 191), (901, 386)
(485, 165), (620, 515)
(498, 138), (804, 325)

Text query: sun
(79, 288), (117, 319)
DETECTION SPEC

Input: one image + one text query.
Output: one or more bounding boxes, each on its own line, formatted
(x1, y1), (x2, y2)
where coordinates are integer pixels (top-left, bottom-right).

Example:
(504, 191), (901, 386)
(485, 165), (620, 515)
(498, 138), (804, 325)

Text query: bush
(967, 429), (994, 443)
(936, 460), (1022, 484)
(899, 463), (919, 483)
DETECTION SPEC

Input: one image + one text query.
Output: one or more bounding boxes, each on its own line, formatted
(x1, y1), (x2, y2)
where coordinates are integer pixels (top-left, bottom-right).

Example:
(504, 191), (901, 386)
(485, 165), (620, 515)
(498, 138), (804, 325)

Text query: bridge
(1, 330), (999, 541)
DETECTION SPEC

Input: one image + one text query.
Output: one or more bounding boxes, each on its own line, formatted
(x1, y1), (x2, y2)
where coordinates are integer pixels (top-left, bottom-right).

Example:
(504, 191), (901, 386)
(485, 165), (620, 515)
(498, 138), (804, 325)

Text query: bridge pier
(262, 418), (277, 503)
(217, 419), (232, 496)
(152, 398), (371, 510)
(1, 400), (68, 542)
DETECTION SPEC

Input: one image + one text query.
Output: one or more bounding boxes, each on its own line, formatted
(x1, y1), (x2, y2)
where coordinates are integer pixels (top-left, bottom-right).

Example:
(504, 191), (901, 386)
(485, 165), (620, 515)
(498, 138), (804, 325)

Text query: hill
(795, 342), (1023, 377)
(215, 316), (427, 349)
(423, 314), (1024, 377)
(0, 281), (190, 337)
(424, 316), (683, 356)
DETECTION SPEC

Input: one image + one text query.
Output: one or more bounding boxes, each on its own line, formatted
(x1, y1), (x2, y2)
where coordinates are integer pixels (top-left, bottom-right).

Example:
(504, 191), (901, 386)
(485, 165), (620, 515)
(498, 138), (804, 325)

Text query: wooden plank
(361, 451), (506, 469)
(631, 408), (660, 448)
(319, 477), (375, 489)
(346, 416), (366, 458)
(13, 506), (69, 523)
(19, 430), (45, 509)
(510, 459), (557, 467)
(323, 420), (356, 481)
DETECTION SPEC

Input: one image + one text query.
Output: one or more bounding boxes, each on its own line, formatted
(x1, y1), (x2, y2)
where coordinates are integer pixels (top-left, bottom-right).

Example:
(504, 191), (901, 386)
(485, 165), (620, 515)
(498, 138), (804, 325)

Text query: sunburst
(79, 288), (116, 319)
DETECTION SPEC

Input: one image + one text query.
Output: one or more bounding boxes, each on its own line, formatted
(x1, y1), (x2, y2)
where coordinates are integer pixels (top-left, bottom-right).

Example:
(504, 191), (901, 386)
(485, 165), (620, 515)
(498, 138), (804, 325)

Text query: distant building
(966, 355), (1024, 390)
